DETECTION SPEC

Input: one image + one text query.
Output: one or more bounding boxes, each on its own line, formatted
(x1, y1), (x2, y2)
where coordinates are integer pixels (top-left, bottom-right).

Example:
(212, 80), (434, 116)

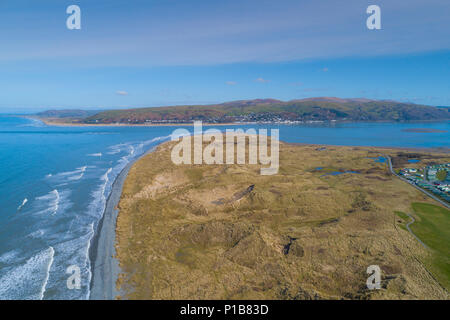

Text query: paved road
(384, 155), (450, 209)
(405, 213), (428, 249)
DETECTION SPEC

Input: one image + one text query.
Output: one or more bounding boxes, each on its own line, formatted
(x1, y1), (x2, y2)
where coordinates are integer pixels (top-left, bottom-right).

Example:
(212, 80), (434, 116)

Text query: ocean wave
(143, 135), (172, 147)
(17, 198), (28, 211)
(3, 134), (171, 300)
(0, 247), (55, 300)
(0, 250), (20, 264)
(0, 131), (177, 300)
(39, 247), (54, 300)
(103, 168), (112, 187)
(45, 166), (88, 182)
(27, 229), (45, 238)
(51, 190), (59, 215)
(68, 166), (87, 181)
(106, 148), (121, 155)
(100, 168), (112, 206)
(114, 136), (170, 167)
(108, 135), (170, 160)
(88, 153), (102, 157)
(35, 189), (60, 215)
(85, 223), (94, 299)
(107, 143), (128, 155)
(86, 167), (112, 220)
(40, 228), (96, 300)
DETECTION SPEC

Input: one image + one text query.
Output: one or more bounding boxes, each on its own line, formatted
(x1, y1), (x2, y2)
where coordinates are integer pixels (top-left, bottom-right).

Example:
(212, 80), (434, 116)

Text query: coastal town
(86, 112), (334, 125)
(399, 163), (450, 203)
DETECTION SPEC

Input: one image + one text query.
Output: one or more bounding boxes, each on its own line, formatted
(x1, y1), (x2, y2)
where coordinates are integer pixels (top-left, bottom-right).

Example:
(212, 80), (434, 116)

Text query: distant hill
(36, 109), (100, 119)
(37, 98), (450, 124)
(292, 97), (375, 103)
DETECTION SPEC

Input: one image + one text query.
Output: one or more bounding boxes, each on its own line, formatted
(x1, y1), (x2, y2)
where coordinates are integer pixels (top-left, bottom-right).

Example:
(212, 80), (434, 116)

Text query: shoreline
(26, 116), (248, 127)
(22, 115), (450, 128)
(89, 145), (160, 300)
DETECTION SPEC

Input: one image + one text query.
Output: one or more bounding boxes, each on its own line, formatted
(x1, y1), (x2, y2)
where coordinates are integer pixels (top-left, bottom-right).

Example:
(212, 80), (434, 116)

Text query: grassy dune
(115, 138), (449, 299)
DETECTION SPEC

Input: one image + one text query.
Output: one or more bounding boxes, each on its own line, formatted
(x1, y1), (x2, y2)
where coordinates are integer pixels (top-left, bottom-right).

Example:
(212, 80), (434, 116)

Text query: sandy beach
(30, 116), (247, 127)
(89, 146), (158, 300)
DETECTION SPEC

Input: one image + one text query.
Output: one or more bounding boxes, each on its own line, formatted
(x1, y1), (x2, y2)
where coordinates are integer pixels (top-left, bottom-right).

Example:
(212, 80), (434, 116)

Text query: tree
(436, 170), (448, 182)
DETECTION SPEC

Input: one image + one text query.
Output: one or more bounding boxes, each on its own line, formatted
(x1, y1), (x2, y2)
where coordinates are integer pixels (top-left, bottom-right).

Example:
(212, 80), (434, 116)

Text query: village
(399, 163), (450, 203)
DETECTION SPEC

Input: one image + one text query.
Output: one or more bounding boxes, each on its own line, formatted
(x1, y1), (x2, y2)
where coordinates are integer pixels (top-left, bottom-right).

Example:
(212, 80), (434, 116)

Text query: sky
(0, 0), (449, 112)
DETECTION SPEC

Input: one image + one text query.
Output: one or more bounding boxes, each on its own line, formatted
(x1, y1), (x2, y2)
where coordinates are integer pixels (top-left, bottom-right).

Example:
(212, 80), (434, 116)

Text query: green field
(410, 202), (450, 289)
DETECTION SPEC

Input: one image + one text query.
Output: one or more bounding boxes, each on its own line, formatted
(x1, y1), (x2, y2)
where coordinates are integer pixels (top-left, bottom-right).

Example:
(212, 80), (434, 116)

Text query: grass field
(410, 203), (450, 289)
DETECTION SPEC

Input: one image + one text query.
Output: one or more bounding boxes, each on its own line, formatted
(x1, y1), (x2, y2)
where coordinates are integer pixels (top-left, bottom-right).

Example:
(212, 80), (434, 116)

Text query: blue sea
(0, 116), (448, 300)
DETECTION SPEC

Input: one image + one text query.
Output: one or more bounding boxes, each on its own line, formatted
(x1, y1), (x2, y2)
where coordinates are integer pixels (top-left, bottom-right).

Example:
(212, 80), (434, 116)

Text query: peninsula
(113, 137), (450, 299)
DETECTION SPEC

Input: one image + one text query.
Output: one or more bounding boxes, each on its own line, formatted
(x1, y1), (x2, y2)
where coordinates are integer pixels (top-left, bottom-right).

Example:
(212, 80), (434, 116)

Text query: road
(384, 155), (450, 209)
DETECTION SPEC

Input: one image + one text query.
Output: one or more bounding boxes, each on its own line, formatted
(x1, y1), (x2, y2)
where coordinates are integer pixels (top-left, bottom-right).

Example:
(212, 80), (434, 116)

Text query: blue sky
(0, 0), (449, 112)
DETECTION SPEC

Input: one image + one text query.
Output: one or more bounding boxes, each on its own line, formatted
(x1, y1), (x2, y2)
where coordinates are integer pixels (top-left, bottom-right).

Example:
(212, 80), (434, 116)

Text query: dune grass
(115, 138), (450, 299)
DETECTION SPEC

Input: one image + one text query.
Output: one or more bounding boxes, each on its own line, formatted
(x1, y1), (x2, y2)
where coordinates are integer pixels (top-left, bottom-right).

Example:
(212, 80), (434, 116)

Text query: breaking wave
(39, 247), (54, 300)
(17, 198), (28, 211)
(35, 189), (61, 215)
(0, 133), (171, 300)
(45, 166), (89, 183)
(88, 153), (102, 157)
(0, 247), (55, 300)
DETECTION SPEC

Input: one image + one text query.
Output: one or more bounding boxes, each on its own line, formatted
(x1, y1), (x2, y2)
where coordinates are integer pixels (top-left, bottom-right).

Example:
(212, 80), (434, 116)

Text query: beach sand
(89, 147), (157, 300)
(32, 116), (246, 127)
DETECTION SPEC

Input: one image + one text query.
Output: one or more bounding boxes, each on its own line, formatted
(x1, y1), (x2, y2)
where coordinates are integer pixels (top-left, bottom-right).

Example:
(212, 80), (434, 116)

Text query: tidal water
(0, 116), (448, 299)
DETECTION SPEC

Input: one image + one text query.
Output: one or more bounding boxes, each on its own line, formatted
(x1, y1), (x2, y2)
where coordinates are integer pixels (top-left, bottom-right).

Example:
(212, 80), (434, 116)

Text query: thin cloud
(321, 67), (329, 72)
(1, 1), (448, 66)
(225, 81), (237, 85)
(116, 91), (129, 96)
(255, 77), (270, 83)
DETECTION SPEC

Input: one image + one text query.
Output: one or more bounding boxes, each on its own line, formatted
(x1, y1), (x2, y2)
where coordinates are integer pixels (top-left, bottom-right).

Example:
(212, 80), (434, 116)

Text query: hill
(36, 109), (100, 119)
(37, 98), (450, 124)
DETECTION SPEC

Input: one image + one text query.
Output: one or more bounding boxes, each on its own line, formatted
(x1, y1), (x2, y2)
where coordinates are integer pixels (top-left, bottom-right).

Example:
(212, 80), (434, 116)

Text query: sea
(0, 115), (448, 300)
